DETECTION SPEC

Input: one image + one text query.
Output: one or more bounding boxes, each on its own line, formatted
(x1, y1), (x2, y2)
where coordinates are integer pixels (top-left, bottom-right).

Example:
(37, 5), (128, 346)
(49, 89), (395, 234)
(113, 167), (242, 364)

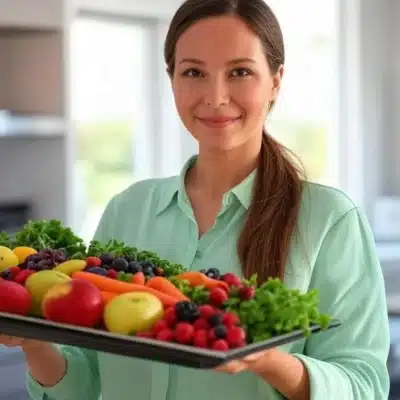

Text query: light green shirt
(27, 156), (390, 400)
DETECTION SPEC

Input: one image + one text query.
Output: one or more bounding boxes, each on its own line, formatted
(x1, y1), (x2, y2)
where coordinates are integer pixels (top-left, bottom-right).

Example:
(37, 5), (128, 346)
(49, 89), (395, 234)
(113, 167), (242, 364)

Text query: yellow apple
(25, 270), (71, 316)
(104, 292), (164, 335)
(0, 246), (19, 272)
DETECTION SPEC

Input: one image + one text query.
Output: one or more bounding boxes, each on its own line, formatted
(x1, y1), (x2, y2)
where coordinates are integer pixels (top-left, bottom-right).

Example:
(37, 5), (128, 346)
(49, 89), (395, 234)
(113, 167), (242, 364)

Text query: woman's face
(172, 15), (282, 153)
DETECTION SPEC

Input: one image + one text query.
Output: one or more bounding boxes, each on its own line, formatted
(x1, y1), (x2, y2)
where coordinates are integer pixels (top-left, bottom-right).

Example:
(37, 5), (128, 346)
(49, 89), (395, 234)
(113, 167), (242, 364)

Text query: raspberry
(193, 317), (210, 331)
(156, 328), (175, 342)
(222, 273), (242, 288)
(164, 307), (177, 327)
(199, 305), (215, 319)
(209, 287), (229, 307)
(226, 326), (246, 348)
(193, 329), (209, 348)
(222, 312), (240, 327)
(175, 322), (195, 344)
(152, 319), (169, 334)
(86, 256), (102, 267)
(239, 286), (255, 300)
(212, 339), (229, 351)
(106, 269), (118, 279)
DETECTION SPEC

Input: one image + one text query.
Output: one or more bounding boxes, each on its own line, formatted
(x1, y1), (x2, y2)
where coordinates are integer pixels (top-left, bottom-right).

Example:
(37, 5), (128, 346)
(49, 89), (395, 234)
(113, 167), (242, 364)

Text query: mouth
(196, 116), (241, 128)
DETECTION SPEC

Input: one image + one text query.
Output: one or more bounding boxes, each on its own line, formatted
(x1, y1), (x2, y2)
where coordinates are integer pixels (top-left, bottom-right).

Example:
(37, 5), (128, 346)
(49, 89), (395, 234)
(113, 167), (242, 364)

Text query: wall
(0, 138), (68, 222)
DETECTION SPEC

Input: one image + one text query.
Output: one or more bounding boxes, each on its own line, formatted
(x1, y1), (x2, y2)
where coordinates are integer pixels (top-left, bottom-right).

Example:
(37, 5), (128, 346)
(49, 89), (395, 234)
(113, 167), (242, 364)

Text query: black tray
(0, 312), (341, 369)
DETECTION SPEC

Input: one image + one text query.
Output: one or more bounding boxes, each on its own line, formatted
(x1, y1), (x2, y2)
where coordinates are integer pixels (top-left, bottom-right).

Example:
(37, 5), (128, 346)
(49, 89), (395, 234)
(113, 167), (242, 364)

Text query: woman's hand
(216, 348), (310, 400)
(0, 335), (46, 351)
(215, 348), (275, 375)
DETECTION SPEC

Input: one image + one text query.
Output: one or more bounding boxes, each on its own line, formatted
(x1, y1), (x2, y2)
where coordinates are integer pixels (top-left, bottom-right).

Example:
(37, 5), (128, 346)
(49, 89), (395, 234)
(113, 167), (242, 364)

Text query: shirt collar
(156, 155), (257, 215)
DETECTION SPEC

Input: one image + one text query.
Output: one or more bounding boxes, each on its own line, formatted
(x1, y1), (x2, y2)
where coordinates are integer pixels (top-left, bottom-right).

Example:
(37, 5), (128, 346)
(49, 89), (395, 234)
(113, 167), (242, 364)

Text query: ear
(271, 65), (284, 100)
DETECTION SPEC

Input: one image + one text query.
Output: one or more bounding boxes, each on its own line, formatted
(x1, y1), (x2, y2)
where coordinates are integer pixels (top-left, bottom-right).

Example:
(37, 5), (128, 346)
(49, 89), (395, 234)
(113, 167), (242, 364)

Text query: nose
(203, 75), (229, 107)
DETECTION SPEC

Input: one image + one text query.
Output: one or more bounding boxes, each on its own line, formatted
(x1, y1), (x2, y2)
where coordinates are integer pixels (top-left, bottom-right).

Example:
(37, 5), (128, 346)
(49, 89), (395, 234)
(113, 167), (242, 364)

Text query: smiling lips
(197, 116), (241, 128)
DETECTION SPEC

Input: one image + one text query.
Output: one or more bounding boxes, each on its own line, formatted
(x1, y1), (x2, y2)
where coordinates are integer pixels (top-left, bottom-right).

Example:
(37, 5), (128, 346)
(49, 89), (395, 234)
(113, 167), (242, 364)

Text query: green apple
(104, 292), (164, 335)
(25, 270), (71, 316)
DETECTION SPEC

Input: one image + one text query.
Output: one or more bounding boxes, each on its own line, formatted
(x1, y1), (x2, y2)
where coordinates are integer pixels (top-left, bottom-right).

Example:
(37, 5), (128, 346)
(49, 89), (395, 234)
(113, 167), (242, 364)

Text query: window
(70, 16), (154, 242)
(266, 0), (339, 186)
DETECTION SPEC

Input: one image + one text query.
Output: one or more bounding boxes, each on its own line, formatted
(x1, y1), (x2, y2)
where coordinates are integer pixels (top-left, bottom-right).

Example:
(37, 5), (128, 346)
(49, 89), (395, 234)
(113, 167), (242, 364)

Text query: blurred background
(0, 0), (399, 398)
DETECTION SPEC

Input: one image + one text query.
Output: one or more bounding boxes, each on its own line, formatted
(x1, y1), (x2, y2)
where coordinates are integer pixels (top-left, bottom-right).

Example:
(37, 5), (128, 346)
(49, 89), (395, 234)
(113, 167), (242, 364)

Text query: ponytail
(237, 131), (303, 284)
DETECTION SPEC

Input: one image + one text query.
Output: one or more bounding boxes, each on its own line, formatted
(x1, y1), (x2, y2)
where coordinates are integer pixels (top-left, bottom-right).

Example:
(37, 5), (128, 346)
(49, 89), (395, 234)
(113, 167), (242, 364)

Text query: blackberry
(127, 261), (142, 274)
(213, 325), (227, 339)
(175, 301), (200, 322)
(206, 268), (221, 280)
(208, 314), (223, 327)
(111, 257), (129, 272)
(100, 253), (114, 265)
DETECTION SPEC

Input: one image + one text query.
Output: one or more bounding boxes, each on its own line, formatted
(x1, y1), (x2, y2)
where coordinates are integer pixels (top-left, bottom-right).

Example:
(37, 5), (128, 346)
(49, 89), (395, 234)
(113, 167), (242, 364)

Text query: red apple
(42, 279), (104, 328)
(0, 279), (32, 315)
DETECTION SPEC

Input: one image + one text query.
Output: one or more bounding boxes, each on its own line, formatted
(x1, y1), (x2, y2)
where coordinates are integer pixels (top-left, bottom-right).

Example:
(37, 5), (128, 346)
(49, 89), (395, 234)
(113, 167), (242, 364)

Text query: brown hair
(164, 0), (303, 284)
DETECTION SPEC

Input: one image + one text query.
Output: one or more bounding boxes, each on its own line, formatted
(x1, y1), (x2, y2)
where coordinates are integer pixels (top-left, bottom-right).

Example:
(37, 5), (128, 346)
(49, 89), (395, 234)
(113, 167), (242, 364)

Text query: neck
(189, 139), (262, 197)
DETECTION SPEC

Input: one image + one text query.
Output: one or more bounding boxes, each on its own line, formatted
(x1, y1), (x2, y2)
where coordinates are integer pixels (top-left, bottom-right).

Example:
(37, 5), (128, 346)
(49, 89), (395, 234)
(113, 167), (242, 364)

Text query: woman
(0, 0), (390, 399)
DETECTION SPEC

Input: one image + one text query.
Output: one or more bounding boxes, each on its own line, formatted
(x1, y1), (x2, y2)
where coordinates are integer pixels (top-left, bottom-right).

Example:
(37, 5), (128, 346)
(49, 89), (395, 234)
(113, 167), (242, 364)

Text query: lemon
(13, 246), (37, 264)
(0, 246), (20, 272)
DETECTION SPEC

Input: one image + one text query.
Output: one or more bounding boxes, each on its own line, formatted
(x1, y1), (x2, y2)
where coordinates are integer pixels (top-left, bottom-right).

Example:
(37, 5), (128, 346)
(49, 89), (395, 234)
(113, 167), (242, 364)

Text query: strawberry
(14, 269), (35, 285)
(239, 286), (255, 300)
(86, 256), (102, 267)
(175, 322), (195, 344)
(152, 319), (169, 335)
(106, 269), (118, 279)
(212, 339), (229, 351)
(222, 312), (240, 327)
(164, 307), (177, 327)
(221, 273), (242, 288)
(193, 329), (209, 348)
(156, 328), (175, 342)
(226, 326), (246, 348)
(193, 318), (210, 331)
(136, 331), (155, 339)
(209, 287), (228, 307)
(199, 305), (215, 319)
(208, 328), (216, 342)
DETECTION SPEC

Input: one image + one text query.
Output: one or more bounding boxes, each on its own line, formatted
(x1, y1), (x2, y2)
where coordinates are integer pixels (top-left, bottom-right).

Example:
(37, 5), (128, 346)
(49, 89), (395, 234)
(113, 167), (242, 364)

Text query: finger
(0, 335), (23, 347)
(215, 361), (247, 374)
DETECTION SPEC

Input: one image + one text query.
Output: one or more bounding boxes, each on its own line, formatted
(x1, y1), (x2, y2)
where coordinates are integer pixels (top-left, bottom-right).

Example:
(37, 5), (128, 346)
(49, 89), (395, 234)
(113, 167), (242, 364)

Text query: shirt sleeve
(26, 199), (116, 399)
(292, 207), (390, 399)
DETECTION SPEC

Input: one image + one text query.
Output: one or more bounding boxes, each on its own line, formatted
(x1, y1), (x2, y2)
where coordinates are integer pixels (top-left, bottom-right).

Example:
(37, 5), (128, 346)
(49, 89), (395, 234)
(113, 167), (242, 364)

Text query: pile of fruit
(0, 220), (332, 351)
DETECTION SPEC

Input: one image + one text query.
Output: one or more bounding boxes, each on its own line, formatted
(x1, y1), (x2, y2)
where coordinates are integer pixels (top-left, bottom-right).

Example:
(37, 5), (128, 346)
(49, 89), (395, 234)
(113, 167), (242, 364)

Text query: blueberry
(208, 314), (223, 327)
(100, 253), (114, 265)
(111, 257), (129, 272)
(86, 267), (108, 276)
(127, 261), (142, 274)
(213, 325), (227, 339)
(1, 270), (12, 280)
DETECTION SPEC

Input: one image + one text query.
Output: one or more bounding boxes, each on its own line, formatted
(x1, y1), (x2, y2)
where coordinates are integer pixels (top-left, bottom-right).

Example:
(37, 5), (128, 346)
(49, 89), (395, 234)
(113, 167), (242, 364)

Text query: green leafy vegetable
(13, 220), (87, 259)
(225, 276), (332, 342)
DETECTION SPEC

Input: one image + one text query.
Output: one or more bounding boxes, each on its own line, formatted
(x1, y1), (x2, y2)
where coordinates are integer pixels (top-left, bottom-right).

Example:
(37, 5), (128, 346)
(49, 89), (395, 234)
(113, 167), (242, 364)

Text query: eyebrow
(178, 57), (256, 65)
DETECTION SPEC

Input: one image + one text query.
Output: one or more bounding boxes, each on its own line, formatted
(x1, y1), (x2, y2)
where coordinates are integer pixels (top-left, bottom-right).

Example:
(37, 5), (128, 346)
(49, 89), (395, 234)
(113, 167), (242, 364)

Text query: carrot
(173, 271), (229, 291)
(146, 276), (189, 302)
(131, 272), (145, 285)
(72, 272), (179, 307)
(100, 291), (118, 305)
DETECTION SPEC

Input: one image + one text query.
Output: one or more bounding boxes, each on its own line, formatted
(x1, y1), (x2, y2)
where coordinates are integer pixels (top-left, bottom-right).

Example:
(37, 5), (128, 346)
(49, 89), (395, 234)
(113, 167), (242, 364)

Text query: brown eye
(182, 69), (203, 78)
(231, 68), (251, 77)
